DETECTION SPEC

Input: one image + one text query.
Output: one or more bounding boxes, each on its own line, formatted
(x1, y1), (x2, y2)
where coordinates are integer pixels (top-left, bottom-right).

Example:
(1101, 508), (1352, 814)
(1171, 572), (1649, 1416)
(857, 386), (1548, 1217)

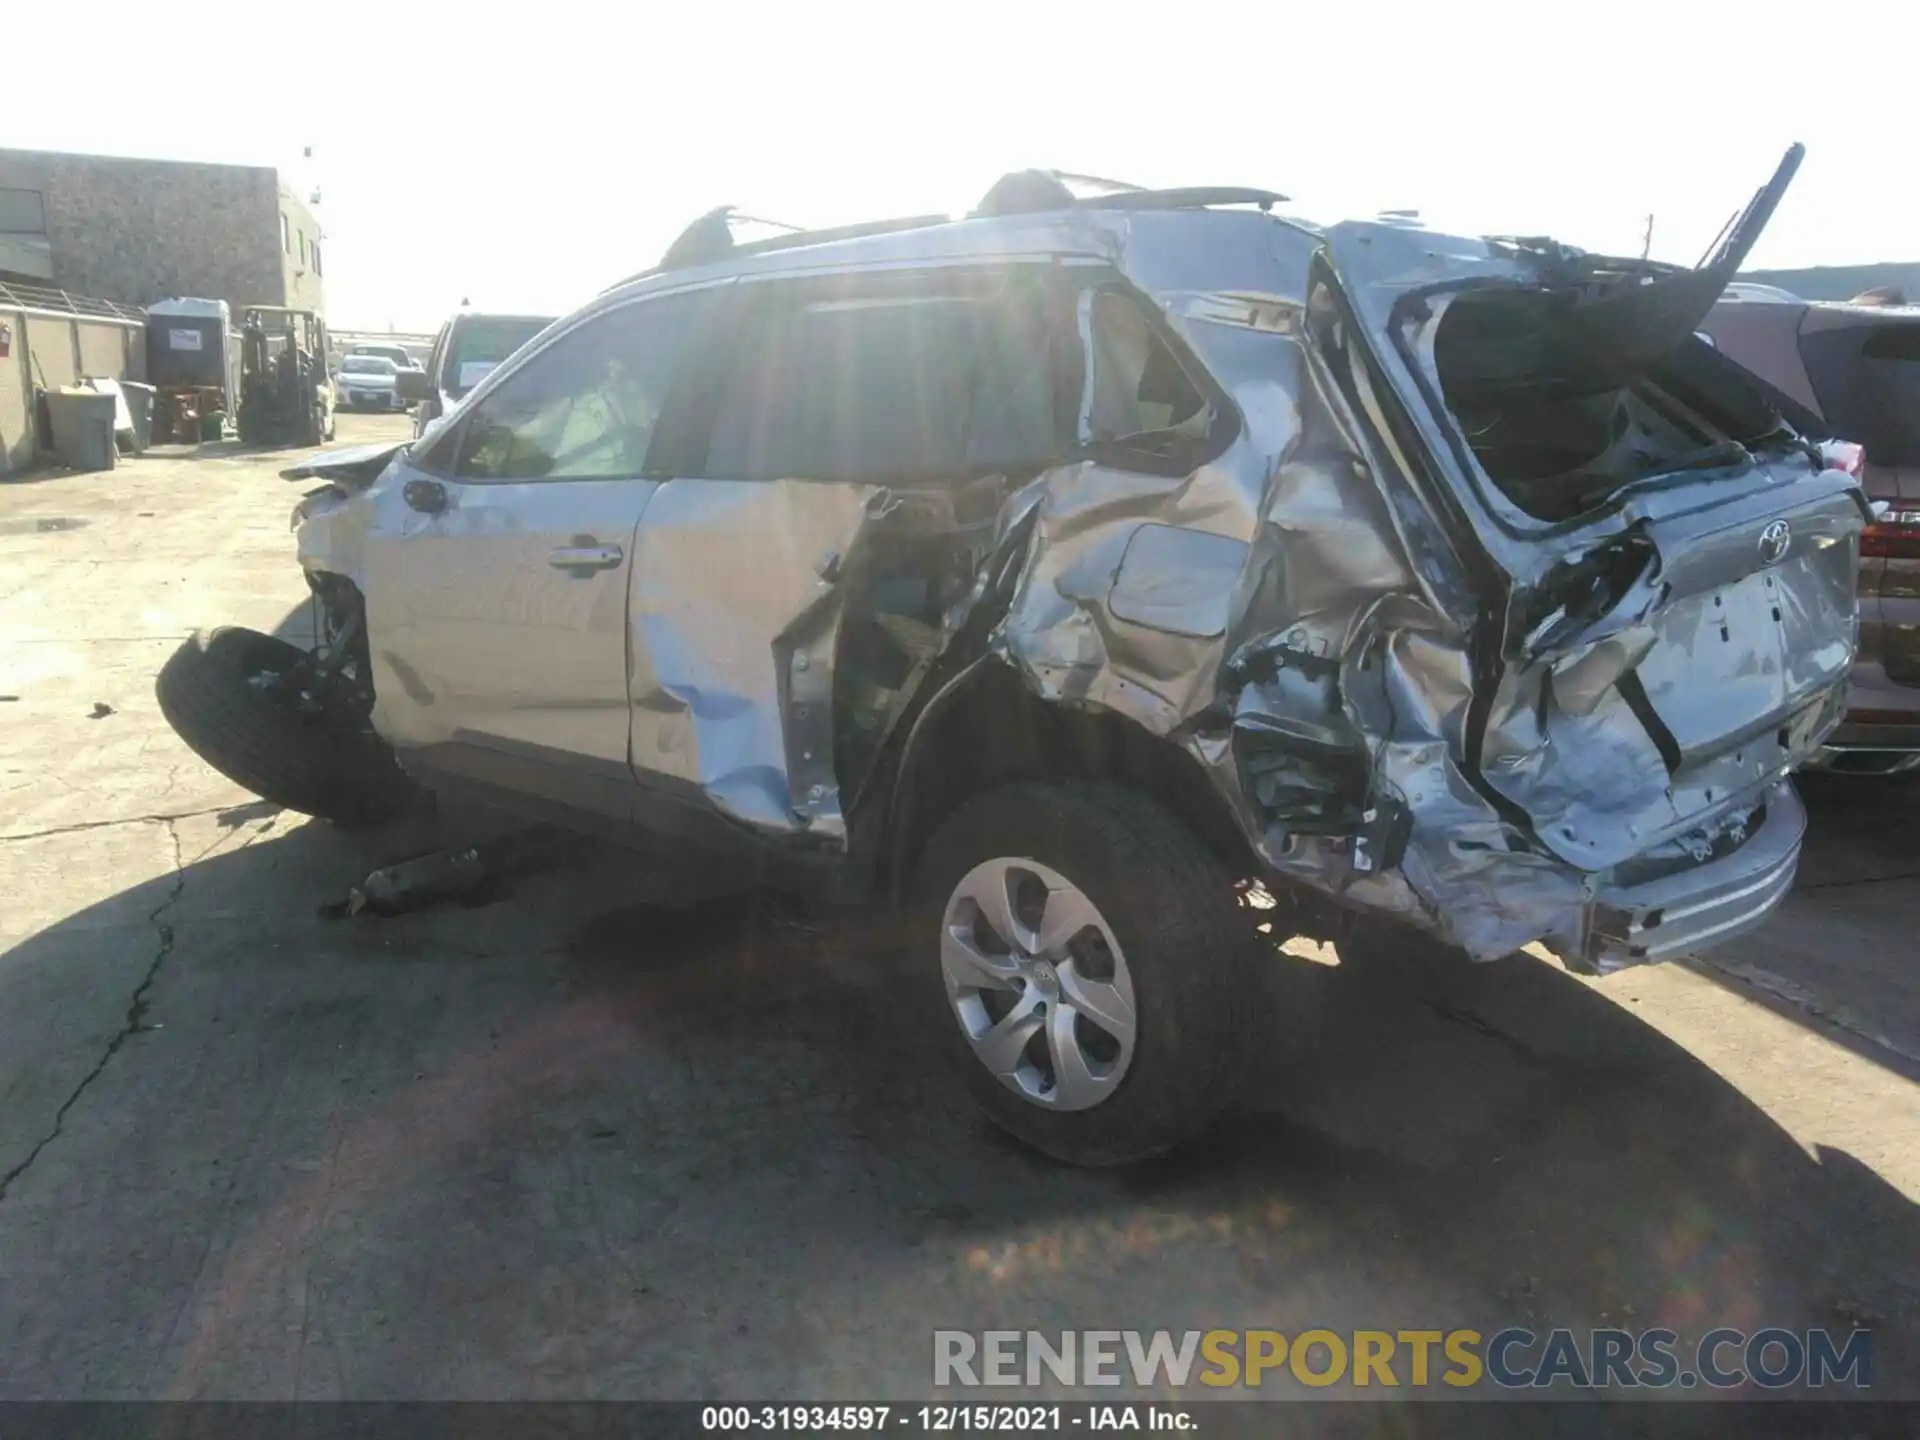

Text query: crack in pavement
(0, 819), (188, 1205)
(1692, 954), (1920, 1069)
(0, 804), (237, 844)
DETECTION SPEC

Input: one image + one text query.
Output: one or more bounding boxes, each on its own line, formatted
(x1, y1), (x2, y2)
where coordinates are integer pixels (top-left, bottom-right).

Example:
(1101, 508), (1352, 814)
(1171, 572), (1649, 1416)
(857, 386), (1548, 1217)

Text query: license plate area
(1633, 559), (1853, 761)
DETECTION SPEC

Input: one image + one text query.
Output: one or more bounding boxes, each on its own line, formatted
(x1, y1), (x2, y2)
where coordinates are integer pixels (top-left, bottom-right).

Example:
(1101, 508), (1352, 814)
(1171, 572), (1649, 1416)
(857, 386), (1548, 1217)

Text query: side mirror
(403, 478), (448, 515)
(395, 368), (434, 402)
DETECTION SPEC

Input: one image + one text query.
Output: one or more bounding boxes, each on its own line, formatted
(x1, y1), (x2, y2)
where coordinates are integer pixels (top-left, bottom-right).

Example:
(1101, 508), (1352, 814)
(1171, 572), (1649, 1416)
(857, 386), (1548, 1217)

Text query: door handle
(548, 543), (624, 571)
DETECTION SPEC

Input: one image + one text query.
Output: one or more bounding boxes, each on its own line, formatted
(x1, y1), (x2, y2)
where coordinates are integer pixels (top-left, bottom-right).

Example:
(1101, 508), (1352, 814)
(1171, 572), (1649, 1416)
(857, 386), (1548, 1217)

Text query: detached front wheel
(155, 626), (412, 828)
(911, 783), (1259, 1166)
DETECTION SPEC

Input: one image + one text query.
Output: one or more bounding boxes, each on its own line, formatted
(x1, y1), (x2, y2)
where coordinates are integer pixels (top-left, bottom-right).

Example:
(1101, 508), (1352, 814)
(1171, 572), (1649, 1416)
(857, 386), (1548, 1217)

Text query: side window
(702, 273), (1061, 483)
(1084, 291), (1214, 454)
(967, 274), (1061, 472)
(437, 290), (709, 481)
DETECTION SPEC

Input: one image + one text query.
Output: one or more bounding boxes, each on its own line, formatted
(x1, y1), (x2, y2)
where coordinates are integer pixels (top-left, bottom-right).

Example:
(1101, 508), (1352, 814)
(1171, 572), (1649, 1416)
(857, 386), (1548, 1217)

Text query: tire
(909, 783), (1259, 1166)
(155, 627), (413, 828)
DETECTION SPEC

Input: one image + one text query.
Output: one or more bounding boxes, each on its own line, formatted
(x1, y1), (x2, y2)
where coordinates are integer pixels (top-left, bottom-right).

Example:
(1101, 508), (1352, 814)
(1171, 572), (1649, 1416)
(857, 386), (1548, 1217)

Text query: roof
(1739, 261), (1920, 305)
(608, 175), (1298, 295)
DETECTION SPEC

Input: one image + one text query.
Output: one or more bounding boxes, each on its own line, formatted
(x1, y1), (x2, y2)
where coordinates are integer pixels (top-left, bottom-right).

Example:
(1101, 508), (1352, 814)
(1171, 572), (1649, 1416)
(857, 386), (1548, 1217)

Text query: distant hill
(1738, 261), (1920, 303)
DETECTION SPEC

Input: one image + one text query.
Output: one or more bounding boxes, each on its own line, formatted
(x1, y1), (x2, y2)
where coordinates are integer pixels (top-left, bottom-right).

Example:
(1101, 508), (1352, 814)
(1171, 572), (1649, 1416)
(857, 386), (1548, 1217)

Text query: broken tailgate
(1311, 147), (1865, 871)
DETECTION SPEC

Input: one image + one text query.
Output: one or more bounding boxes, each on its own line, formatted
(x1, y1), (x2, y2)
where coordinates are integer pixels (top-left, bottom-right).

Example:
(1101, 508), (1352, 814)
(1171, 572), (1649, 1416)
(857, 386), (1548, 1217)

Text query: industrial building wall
(0, 150), (288, 318)
(279, 188), (326, 316)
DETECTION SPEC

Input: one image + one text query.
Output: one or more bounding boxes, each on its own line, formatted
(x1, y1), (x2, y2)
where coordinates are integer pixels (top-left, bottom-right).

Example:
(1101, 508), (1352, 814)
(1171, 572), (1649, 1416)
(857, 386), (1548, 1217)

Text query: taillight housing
(1862, 505), (1920, 560)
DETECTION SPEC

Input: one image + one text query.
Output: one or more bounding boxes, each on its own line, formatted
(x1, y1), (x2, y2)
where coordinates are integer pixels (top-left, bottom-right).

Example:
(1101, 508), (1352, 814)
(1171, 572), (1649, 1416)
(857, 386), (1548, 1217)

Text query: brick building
(0, 148), (324, 318)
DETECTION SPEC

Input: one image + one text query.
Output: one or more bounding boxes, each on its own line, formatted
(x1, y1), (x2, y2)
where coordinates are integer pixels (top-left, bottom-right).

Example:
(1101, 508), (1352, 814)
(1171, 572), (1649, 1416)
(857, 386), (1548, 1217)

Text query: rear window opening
(1431, 287), (1787, 523)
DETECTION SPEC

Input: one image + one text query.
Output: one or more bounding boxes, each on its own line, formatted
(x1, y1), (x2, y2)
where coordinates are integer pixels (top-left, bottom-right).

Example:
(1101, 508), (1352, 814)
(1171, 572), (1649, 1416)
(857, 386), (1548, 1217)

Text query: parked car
(156, 150), (1864, 1165)
(333, 354), (407, 413)
(1703, 292), (1920, 774)
(397, 310), (556, 438)
(346, 342), (423, 373)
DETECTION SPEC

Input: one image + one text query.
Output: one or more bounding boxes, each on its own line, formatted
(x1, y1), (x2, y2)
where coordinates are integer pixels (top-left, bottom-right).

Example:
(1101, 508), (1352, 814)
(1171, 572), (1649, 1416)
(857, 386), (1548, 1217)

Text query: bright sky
(12, 1), (1915, 332)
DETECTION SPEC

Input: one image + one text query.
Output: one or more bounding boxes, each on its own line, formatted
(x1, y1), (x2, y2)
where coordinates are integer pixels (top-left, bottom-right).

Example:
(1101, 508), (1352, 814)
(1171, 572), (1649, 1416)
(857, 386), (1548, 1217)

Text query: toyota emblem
(1758, 519), (1792, 566)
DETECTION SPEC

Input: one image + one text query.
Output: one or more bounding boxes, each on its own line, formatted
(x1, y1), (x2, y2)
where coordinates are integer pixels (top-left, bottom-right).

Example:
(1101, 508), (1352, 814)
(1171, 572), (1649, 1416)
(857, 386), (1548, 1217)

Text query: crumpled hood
(281, 440), (408, 489)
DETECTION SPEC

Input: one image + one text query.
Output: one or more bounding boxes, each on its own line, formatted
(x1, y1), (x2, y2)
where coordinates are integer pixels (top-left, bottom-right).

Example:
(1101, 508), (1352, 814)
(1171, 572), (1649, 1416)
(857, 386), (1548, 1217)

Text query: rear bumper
(1584, 782), (1805, 968)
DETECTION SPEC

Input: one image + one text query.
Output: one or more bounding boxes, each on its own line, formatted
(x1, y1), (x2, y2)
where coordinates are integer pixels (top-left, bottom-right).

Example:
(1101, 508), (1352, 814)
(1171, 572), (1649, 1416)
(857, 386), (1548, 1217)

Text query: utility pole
(1641, 213), (1655, 261)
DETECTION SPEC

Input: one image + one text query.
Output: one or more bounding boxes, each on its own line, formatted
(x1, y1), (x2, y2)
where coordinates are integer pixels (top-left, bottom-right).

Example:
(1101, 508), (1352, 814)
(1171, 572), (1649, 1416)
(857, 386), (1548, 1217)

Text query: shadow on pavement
(1674, 773), (1920, 1084)
(0, 804), (1914, 1401)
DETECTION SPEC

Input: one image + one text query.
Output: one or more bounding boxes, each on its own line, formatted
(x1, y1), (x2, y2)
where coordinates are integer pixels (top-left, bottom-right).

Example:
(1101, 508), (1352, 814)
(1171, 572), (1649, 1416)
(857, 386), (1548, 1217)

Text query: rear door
(360, 285), (721, 815)
(625, 265), (1065, 844)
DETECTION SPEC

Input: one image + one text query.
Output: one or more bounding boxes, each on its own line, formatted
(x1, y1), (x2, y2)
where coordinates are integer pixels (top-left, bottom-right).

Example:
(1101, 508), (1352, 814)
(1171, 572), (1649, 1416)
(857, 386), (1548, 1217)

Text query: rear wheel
(910, 783), (1259, 1166)
(155, 626), (412, 828)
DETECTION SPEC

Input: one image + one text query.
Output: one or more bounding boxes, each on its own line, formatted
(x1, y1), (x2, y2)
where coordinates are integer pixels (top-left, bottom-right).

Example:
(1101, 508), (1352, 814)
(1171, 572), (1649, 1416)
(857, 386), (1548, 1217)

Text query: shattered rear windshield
(1430, 286), (1794, 523)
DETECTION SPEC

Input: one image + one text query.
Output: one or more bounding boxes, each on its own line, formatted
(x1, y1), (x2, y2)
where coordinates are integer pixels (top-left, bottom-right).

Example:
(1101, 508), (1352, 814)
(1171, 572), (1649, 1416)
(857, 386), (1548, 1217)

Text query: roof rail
(609, 210), (953, 291)
(631, 173), (1291, 286)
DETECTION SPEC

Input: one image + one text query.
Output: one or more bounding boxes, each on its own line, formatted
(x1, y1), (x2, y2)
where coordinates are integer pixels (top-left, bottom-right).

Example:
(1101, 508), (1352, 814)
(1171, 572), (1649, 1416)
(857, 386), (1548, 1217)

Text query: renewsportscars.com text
(933, 1327), (1871, 1390)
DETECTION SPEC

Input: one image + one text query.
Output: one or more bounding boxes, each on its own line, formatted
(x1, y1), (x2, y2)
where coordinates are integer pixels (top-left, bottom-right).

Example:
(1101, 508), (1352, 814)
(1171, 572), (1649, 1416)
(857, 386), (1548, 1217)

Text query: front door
(360, 285), (720, 814)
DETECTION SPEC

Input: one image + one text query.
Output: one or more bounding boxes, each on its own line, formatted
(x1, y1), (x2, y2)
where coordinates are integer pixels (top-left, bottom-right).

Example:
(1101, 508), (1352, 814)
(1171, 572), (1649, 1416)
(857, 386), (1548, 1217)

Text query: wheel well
(302, 570), (378, 718)
(883, 661), (1258, 903)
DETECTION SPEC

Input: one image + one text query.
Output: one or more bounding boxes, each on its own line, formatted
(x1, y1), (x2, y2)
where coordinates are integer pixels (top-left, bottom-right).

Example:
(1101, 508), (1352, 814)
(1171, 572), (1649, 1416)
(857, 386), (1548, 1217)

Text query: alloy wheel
(939, 857), (1138, 1111)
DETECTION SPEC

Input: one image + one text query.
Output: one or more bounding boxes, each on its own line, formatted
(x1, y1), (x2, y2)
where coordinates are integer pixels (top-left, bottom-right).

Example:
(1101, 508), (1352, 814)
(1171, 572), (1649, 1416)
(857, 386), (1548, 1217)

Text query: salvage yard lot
(1, 413), (1917, 1399)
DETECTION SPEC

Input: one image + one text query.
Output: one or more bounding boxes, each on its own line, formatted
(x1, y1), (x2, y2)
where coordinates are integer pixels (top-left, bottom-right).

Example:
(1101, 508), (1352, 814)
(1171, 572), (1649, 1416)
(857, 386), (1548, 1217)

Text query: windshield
(341, 356), (398, 375)
(443, 316), (553, 397)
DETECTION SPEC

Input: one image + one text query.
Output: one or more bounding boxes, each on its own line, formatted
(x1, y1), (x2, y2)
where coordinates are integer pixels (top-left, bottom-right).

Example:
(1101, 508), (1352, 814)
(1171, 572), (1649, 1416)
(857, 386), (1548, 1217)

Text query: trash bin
(43, 388), (119, 473)
(199, 410), (225, 443)
(121, 382), (157, 452)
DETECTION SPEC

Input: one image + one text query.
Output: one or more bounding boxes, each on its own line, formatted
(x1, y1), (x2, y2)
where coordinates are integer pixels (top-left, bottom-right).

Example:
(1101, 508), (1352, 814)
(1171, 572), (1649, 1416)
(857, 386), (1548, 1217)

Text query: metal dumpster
(44, 388), (118, 472)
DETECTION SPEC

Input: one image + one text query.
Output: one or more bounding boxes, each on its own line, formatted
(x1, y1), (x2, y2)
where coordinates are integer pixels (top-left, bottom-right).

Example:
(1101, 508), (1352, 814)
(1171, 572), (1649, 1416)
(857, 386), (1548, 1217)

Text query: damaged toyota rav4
(158, 149), (1866, 1165)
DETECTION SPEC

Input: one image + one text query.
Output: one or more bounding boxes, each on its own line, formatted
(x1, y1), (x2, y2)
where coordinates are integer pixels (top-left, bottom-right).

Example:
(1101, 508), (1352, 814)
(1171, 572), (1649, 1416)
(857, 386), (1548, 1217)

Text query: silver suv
(157, 153), (1865, 1164)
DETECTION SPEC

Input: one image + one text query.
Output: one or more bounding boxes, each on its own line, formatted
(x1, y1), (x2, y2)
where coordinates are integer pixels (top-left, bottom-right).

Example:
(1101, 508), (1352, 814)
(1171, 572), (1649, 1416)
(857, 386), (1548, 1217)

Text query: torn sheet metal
(626, 478), (885, 839)
(626, 477), (992, 841)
